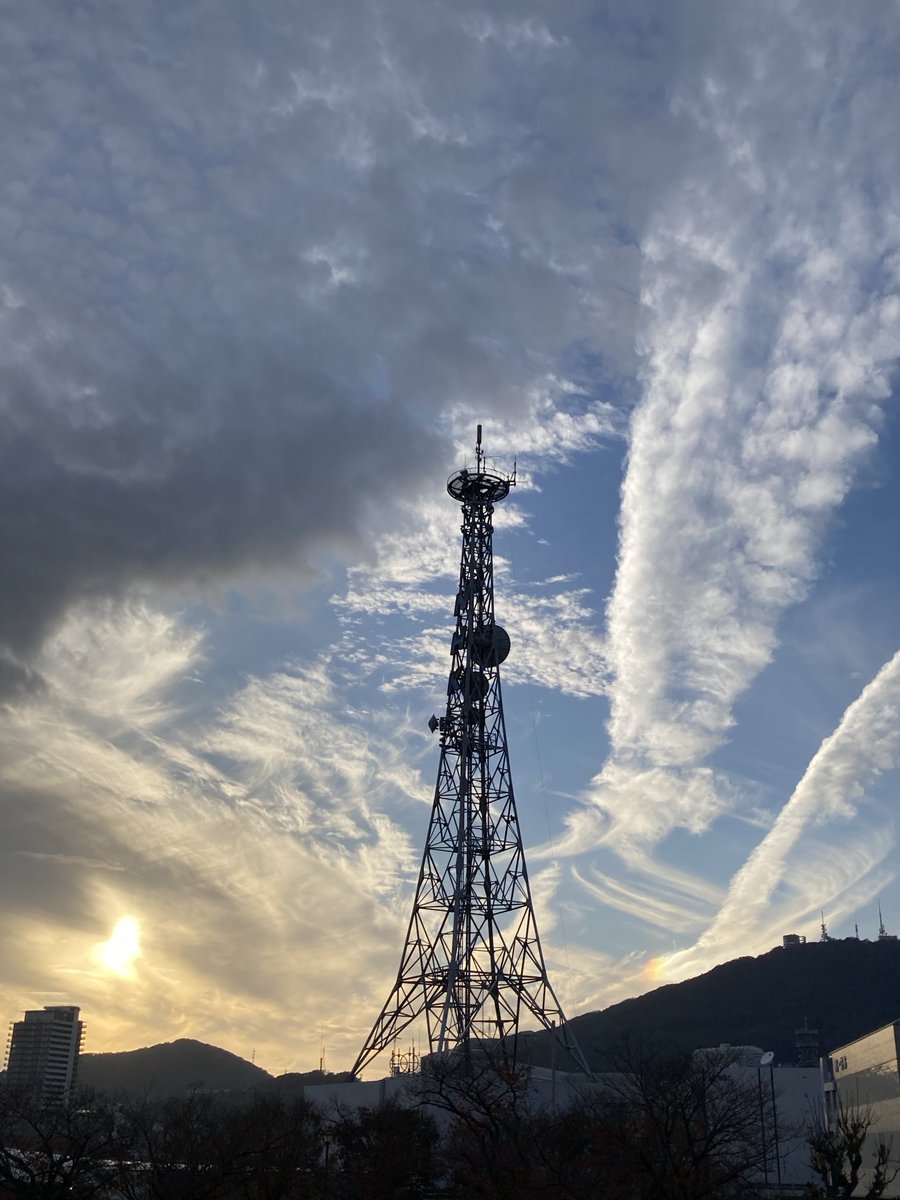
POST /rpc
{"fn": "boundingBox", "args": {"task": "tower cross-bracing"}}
[353,428,588,1078]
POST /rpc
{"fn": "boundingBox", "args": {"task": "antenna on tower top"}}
[476,423,484,472]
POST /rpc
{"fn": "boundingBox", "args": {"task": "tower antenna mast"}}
[352,428,588,1077]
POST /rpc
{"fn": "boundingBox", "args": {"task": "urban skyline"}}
[1,2,900,1078]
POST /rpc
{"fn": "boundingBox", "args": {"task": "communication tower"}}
[352,427,588,1078]
[878,900,897,942]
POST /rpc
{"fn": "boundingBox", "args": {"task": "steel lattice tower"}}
[353,428,588,1078]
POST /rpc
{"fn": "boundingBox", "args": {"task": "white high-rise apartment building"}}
[4,1005,84,1104]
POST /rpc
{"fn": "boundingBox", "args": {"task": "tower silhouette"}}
[352,427,587,1078]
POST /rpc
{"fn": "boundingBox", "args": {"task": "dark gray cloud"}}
[0,362,434,657]
[0,1,683,673]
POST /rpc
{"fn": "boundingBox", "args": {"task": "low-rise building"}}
[829,1019,900,1196]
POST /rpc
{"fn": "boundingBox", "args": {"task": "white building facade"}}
[829,1020,900,1197]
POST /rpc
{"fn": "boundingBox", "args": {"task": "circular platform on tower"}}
[447,468,510,504]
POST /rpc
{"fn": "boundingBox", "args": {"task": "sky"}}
[1,0,899,1079]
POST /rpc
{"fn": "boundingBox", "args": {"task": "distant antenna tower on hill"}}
[351,426,588,1079]
[878,900,898,942]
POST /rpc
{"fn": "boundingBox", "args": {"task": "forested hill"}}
[557,937,900,1069]
[75,1038,354,1098]
[78,1039,272,1096]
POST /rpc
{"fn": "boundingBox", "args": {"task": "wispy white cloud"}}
[656,650,900,982]
[0,600,442,1070]
[447,396,626,467]
[360,585,607,701]
[203,659,428,898]
[581,9,900,856]
[572,864,717,936]
[333,408,612,703]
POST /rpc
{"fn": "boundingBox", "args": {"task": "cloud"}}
[93,916,142,980]
[0,2,652,683]
[581,4,900,853]
[572,863,718,936]
[0,600,445,1069]
[656,650,900,982]
[332,414,612,704]
[3,0,900,1070]
[347,583,607,701]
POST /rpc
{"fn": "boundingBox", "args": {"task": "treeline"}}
[0,1044,890,1200]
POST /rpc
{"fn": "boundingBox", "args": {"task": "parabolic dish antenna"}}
[449,668,489,701]
[473,623,511,668]
[759,1051,775,1066]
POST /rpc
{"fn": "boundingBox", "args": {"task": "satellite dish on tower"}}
[759,1051,774,1066]
[473,623,511,668]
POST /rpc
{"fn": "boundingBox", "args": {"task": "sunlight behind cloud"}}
[94,916,142,979]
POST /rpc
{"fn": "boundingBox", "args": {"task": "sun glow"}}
[644,955,671,983]
[94,915,142,978]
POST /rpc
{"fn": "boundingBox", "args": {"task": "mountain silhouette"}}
[75,1038,355,1098]
[552,937,900,1069]
[71,939,900,1091]
[78,1038,272,1096]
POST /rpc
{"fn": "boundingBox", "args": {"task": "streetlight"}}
[323,1130,333,1198]
[759,1051,782,1188]
[757,1054,770,1186]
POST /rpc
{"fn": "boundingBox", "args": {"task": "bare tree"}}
[408,1040,772,1200]
[0,1085,123,1200]
[412,1048,633,1200]
[114,1090,232,1200]
[112,1090,324,1200]
[601,1041,769,1200]
[217,1092,324,1200]
[808,1098,900,1200]
[412,1049,535,1200]
[468,1087,636,1200]
[327,1097,438,1200]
